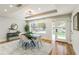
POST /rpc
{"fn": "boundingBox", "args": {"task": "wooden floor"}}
[49,41,75,55]
[0,39,75,55]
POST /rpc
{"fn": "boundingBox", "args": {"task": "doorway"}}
[52,20,66,42]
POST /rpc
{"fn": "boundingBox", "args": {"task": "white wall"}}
[0,12,26,42]
[71,8,79,54]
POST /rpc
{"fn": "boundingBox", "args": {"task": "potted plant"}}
[24,24,33,39]
[24,24,30,32]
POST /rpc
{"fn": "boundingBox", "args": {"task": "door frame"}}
[52,20,67,42]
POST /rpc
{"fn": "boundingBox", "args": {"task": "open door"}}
[52,20,66,42]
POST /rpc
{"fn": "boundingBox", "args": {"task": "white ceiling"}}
[0,4,79,16]
[0,4,28,16]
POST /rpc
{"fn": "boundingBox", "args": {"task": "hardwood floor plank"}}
[49,41,75,55]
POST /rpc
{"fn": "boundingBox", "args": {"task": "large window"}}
[29,20,46,33]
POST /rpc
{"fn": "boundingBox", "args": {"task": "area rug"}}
[0,40,53,55]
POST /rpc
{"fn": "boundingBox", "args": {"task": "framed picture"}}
[29,20,46,33]
[31,22,46,32]
[73,12,79,31]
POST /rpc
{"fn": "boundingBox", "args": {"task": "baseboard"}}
[41,38,52,44]
[0,39,19,44]
[56,40,68,44]
[56,40,72,45]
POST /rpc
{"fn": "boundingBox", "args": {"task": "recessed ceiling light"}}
[9,5,13,8]
[4,9,7,12]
